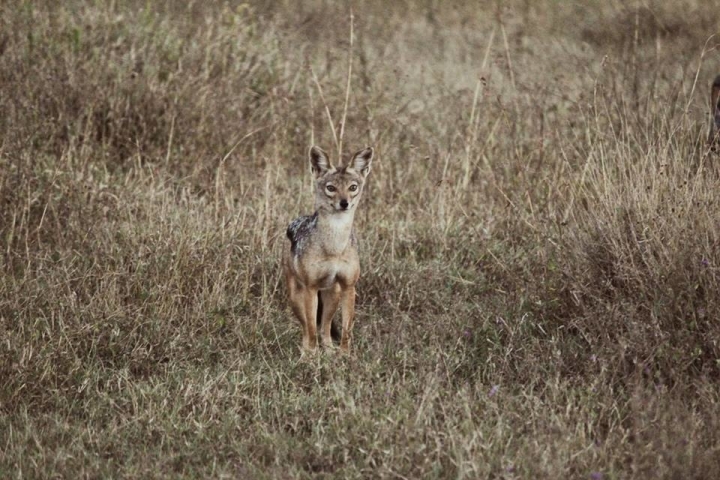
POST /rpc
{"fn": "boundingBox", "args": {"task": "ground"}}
[1,1,719,478]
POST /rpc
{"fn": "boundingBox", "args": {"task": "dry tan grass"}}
[2,1,720,478]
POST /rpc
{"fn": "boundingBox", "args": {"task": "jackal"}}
[283,145,373,354]
[709,75,720,149]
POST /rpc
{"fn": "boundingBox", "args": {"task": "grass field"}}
[2,1,720,478]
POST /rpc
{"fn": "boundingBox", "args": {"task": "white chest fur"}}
[317,211,355,256]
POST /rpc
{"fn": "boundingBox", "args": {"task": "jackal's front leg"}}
[303,287,319,353]
[288,278,312,353]
[339,286,356,352]
[320,285,341,348]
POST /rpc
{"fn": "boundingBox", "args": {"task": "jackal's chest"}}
[316,261,354,289]
[297,251,359,289]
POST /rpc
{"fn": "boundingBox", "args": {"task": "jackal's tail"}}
[709,75,720,147]
[316,293,341,342]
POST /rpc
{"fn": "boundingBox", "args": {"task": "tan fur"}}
[283,146,373,354]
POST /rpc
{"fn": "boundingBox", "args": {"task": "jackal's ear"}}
[350,147,373,177]
[309,146,331,177]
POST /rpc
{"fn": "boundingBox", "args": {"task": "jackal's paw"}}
[325,346,341,356]
[299,347,318,360]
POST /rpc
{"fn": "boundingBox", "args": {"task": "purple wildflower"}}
[489,385,499,397]
[590,473,603,480]
[701,258,710,267]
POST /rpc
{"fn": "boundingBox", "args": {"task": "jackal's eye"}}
[349,184,358,192]
[326,185,336,193]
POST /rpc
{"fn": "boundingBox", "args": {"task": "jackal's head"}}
[309,145,373,213]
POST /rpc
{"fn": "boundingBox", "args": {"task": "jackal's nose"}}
[339,199,349,210]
